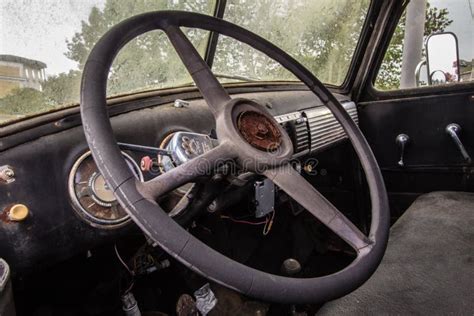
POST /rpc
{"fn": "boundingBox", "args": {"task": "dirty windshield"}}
[0,0,371,125]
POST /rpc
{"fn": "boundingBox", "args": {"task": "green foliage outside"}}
[64,0,214,95]
[0,0,213,122]
[0,88,51,116]
[213,0,370,85]
[0,0,452,122]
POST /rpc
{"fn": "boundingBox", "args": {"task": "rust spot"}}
[237,111,281,151]
[0,205,12,223]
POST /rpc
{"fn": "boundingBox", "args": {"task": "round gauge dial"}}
[68,151,143,228]
[89,172,116,207]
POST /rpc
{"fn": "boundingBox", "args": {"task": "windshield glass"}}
[0,0,370,125]
[214,0,371,84]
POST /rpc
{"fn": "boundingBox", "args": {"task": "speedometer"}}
[68,151,143,228]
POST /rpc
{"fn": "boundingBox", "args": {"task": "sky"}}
[431,0,473,61]
[1,0,472,77]
[0,0,105,75]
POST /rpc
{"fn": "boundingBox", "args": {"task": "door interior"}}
[359,89,474,220]
[354,0,474,221]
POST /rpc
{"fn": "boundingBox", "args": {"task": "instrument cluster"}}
[68,151,143,228]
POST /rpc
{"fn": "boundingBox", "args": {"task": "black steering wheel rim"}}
[80,10,390,304]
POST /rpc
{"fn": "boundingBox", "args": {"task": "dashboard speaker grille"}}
[304,101,358,153]
[273,101,358,155]
[293,119,310,153]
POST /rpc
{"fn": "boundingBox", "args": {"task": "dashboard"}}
[0,89,358,273]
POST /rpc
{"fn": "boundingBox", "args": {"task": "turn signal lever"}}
[445,123,472,163]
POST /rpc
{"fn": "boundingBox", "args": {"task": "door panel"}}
[358,91,474,219]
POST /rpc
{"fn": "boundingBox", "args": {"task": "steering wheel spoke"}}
[164,25,230,116]
[137,141,235,200]
[264,164,371,251]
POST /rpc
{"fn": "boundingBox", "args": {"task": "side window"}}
[375,0,473,90]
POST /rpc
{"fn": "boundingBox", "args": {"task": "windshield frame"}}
[334,0,377,94]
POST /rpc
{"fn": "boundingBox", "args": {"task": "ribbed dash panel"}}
[293,120,309,152]
[304,101,358,152]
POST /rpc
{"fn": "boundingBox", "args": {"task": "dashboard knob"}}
[281,258,301,276]
[7,204,29,221]
[140,156,153,172]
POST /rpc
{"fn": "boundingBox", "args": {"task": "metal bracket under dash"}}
[254,179,275,218]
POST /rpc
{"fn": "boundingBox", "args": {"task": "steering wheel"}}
[80,11,389,304]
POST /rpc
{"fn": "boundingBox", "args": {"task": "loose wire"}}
[123,280,135,294]
[263,210,275,235]
[220,210,276,236]
[220,215,268,225]
[115,244,135,295]
[114,244,134,276]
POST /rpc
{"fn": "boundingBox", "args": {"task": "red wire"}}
[220,216,267,225]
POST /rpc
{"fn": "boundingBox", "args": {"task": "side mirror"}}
[426,32,460,85]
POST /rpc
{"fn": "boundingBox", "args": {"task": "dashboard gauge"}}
[68,151,143,228]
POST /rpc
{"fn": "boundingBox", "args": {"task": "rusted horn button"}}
[237,110,282,151]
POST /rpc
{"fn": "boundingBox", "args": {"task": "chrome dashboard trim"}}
[273,101,358,155]
[304,101,358,153]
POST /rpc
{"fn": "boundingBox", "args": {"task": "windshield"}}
[0,0,371,125]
